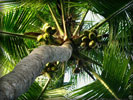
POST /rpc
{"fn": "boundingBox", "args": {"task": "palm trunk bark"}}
[0,41,72,100]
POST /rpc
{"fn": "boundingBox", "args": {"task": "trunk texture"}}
[0,42,72,100]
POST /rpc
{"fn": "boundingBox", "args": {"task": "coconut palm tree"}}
[0,0,132,100]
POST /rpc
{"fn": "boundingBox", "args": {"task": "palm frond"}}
[109,11,133,55]
[18,78,69,100]
[87,1,133,60]
[0,35,29,77]
[0,6,38,77]
[89,0,132,17]
[0,5,40,61]
[0,0,19,11]
[0,46,16,76]
[1,7,36,33]
[69,42,131,99]
[43,87,68,98]
[0,35,29,59]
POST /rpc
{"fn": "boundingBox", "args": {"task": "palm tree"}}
[0,0,132,100]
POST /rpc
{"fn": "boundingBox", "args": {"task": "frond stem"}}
[90,0,133,31]
[48,4,64,36]
[83,63,120,100]
[60,0,68,39]
[0,31,36,40]
[91,71,120,100]
[36,73,51,100]
[73,9,89,36]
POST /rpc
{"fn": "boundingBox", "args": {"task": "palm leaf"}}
[0,46,16,76]
[69,42,131,99]
[18,78,69,100]
[0,6,38,76]
[0,35,28,59]
[1,7,36,33]
[89,0,132,17]
[0,6,38,59]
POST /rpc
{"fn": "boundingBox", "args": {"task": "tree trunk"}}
[0,41,72,100]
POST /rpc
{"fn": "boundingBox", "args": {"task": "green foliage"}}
[0,7,36,33]
[0,0,132,99]
[0,36,28,59]
[69,42,131,99]
[0,6,38,75]
[89,0,132,17]
[0,47,15,77]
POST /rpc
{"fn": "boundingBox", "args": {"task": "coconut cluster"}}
[44,61,59,73]
[37,23,56,44]
[80,30,102,49]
